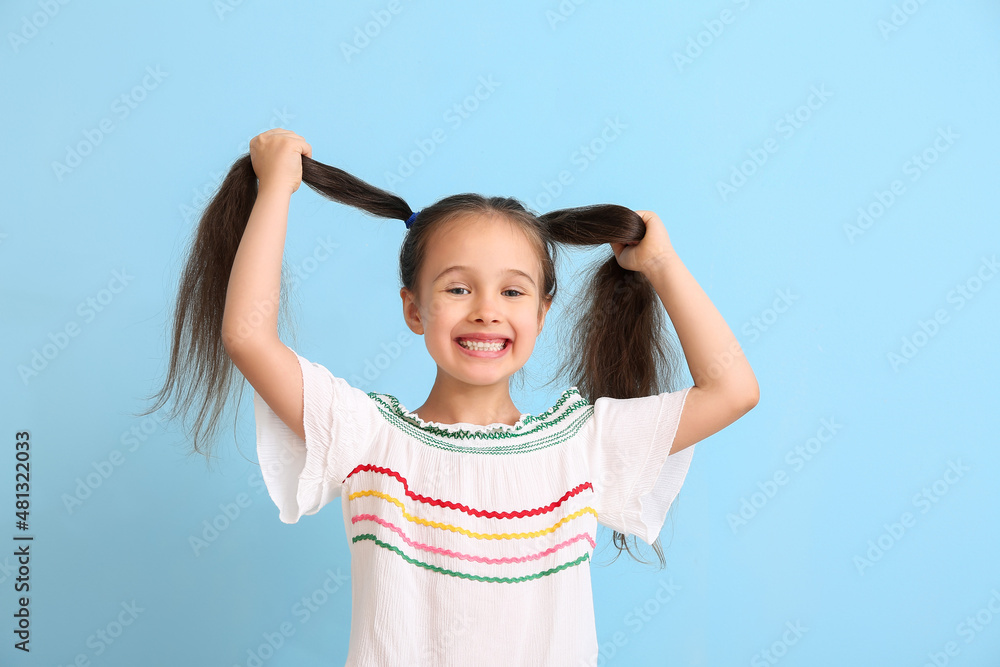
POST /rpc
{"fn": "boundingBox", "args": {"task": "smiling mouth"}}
[456,338,509,352]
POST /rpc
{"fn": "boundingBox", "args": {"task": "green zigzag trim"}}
[371,386,585,438]
[365,389,595,454]
[352,533,590,583]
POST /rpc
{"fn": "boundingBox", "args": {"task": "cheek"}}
[420,296,444,323]
[515,313,542,341]
[424,302,458,338]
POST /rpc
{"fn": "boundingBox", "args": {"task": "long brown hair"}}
[141,152,685,568]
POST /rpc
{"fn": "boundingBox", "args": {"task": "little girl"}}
[150,128,758,665]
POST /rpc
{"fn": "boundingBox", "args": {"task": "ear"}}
[400,287,424,335]
[537,297,552,335]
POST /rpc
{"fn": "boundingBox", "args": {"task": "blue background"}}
[2,1,999,665]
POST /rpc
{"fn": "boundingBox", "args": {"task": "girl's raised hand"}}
[248,128,313,196]
[610,210,675,275]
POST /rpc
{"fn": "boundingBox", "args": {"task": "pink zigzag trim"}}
[352,513,596,564]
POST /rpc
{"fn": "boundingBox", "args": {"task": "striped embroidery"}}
[347,465,595,583]
[365,387,595,454]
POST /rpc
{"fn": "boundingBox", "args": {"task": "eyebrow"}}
[433,265,537,288]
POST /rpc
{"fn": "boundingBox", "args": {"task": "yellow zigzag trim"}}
[348,489,597,541]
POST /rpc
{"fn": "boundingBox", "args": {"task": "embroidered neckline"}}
[400,409,527,433]
[370,386,584,437]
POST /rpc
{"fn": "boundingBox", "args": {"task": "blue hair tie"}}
[405,210,419,229]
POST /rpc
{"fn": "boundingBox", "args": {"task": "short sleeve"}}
[252,350,379,524]
[587,386,695,545]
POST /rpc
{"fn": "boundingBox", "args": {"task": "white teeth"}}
[458,339,506,351]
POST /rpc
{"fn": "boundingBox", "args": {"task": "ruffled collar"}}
[398,407,530,434]
[382,387,583,437]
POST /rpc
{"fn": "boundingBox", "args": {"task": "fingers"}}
[255,132,312,162]
[256,128,310,150]
[634,209,656,226]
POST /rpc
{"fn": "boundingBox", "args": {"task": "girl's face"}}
[401,214,551,392]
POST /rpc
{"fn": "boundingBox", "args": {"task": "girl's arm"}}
[220,185,290,349]
[221,129,312,441]
[612,210,759,455]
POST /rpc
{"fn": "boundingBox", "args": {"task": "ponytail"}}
[138,154,413,464]
[540,205,683,401]
[539,205,684,569]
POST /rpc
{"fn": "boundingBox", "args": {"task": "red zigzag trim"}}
[343,463,593,520]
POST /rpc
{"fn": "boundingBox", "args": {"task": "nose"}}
[470,292,502,324]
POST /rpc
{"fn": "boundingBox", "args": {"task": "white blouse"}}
[254,350,696,666]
